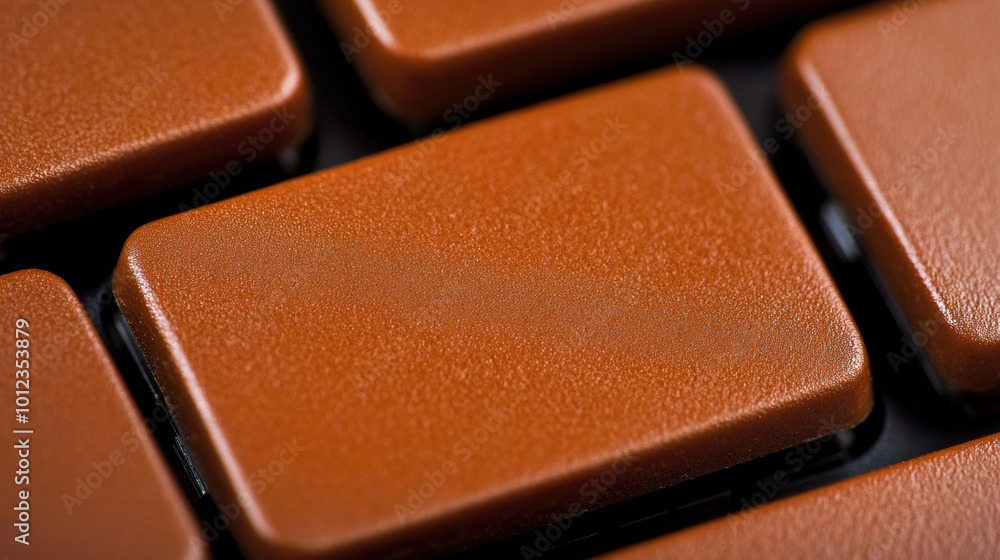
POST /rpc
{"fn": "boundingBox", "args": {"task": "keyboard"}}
[2,0,999,558]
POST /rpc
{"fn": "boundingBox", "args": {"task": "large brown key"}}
[114,67,872,559]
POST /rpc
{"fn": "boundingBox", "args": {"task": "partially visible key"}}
[0,0,311,235]
[599,432,1000,560]
[317,0,844,121]
[0,270,205,559]
[115,67,872,559]
[781,0,1000,393]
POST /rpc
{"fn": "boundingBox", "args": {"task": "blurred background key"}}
[782,0,1000,394]
[315,0,856,121]
[599,432,1000,560]
[0,0,311,236]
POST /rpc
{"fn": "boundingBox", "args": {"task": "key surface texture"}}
[782,0,1000,393]
[600,432,1000,560]
[115,67,872,559]
[0,270,205,559]
[0,0,311,235]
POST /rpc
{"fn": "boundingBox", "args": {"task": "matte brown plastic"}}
[317,0,844,121]
[115,67,872,559]
[0,0,311,235]
[0,270,205,560]
[781,0,1000,394]
[601,432,1000,559]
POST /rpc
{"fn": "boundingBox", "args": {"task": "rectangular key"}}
[782,0,1000,393]
[114,67,872,559]
[319,0,840,121]
[0,270,204,559]
[601,432,1000,560]
[0,0,310,235]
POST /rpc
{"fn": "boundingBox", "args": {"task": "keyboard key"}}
[114,67,872,559]
[0,270,204,559]
[781,0,1000,394]
[600,432,1000,560]
[0,0,311,235]
[318,0,837,121]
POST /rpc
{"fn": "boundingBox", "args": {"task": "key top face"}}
[782,0,1000,394]
[601,432,1000,560]
[0,270,204,559]
[115,67,872,559]
[318,0,837,121]
[0,0,310,235]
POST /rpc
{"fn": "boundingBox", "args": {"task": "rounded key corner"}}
[928,323,1000,396]
[2,269,92,322]
[113,225,168,300]
[670,63,727,90]
[185,541,214,560]
[848,345,875,414]
[778,0,876,70]
[3,268,68,291]
[842,378,876,434]
[315,1,443,122]
[267,16,319,129]
[318,0,424,60]
[117,225,156,269]
[353,53,465,123]
[273,63,316,138]
[824,321,875,431]
[222,498,343,560]
[776,32,833,117]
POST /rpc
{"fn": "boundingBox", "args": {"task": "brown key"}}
[114,67,872,559]
[0,270,205,559]
[781,0,1000,394]
[0,0,311,235]
[599,432,1000,560]
[318,0,840,121]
